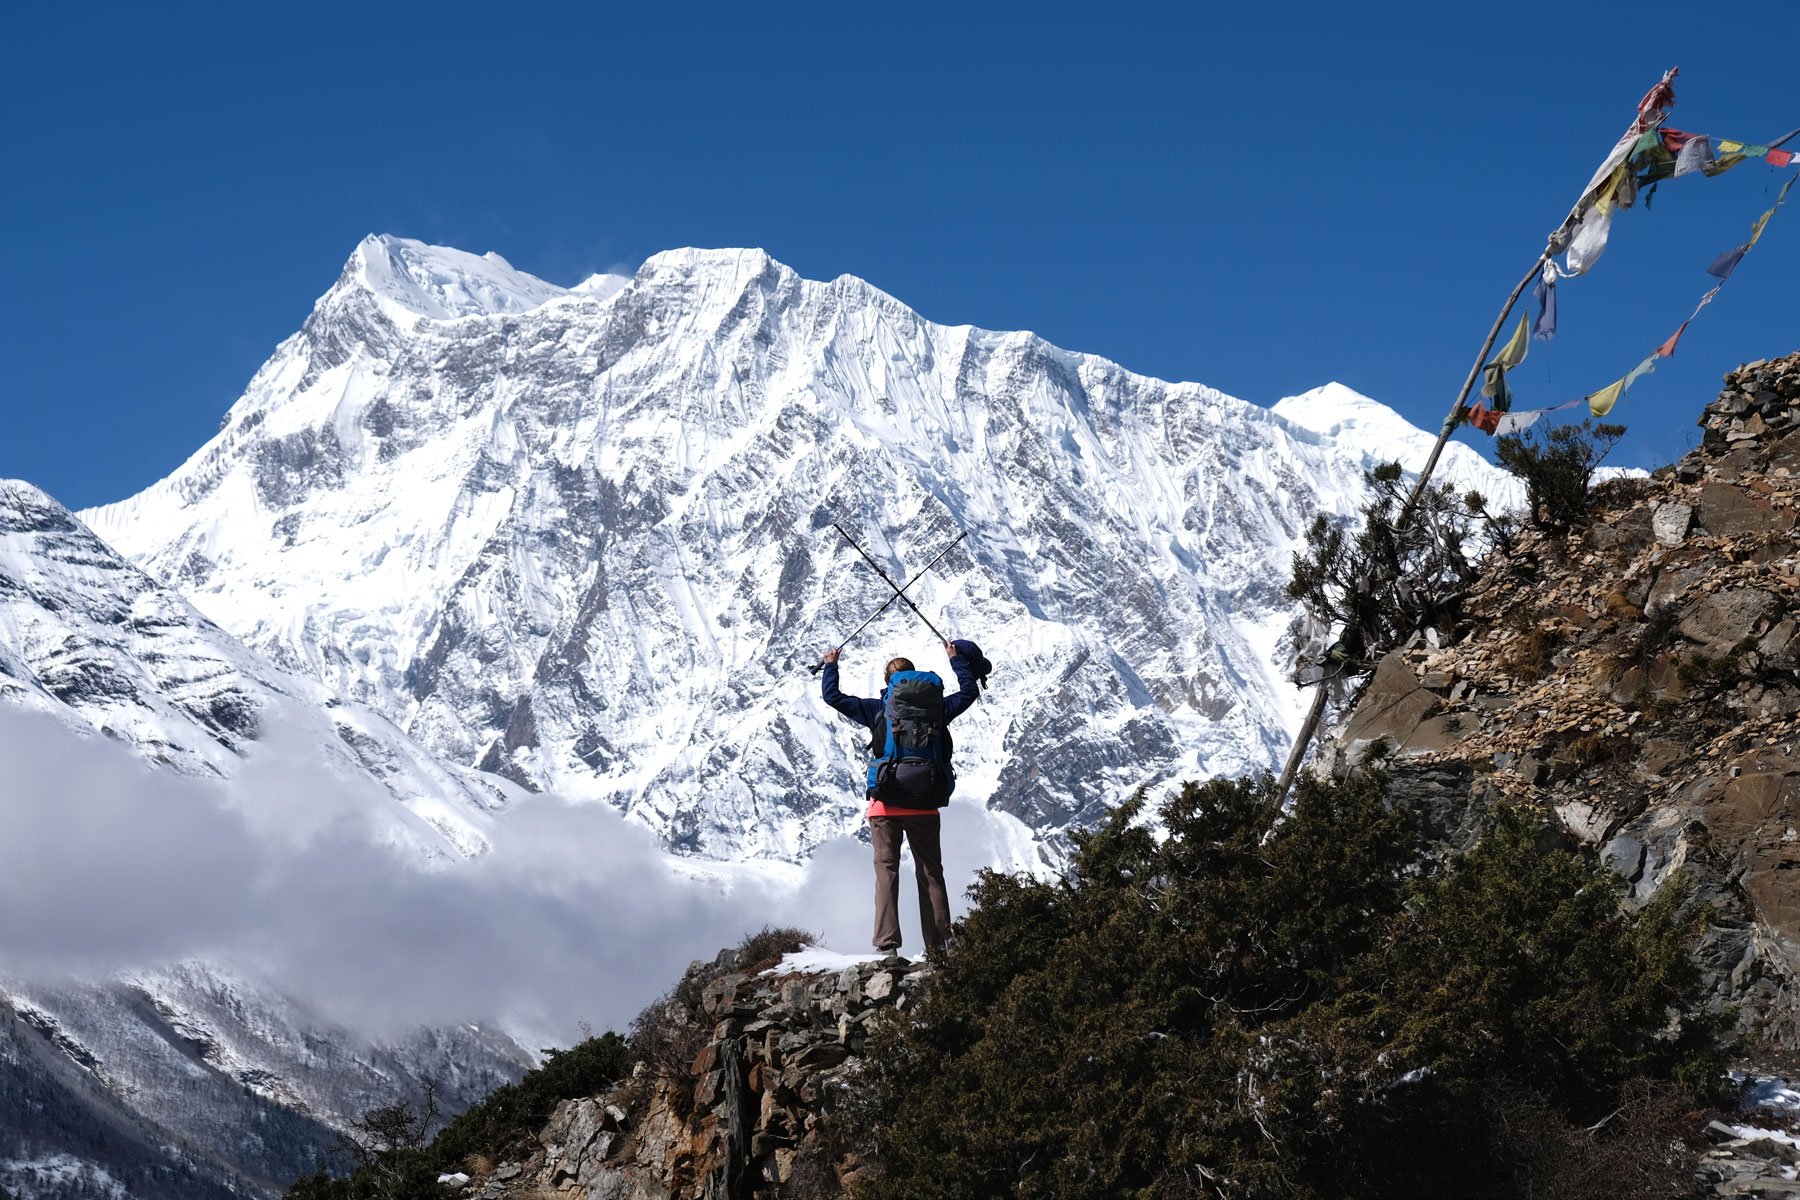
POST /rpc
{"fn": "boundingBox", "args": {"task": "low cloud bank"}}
[0,708,1039,1043]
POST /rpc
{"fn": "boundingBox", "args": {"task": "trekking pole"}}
[831,524,953,644]
[807,531,967,674]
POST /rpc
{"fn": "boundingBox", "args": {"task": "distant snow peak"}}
[1272,382,1525,510]
[350,233,570,323]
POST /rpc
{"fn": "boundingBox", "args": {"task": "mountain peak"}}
[346,234,571,321]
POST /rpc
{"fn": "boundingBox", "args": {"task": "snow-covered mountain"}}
[0,478,518,859]
[0,480,537,1196]
[81,234,1515,862]
[0,962,525,1200]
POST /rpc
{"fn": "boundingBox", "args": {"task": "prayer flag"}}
[1718,140,1745,154]
[1704,152,1747,178]
[1659,127,1695,153]
[1636,72,1677,130]
[1749,208,1775,247]
[1658,321,1690,358]
[1621,353,1659,393]
[1672,134,1714,178]
[1467,401,1501,434]
[1494,409,1543,436]
[1533,264,1557,341]
[1771,149,1796,168]
[1481,316,1530,408]
[1493,315,1529,371]
[1709,245,1748,280]
[1587,377,1625,418]
[1564,203,1614,274]
[1744,146,1769,158]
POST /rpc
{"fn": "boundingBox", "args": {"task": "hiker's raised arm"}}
[820,652,881,725]
[943,644,980,721]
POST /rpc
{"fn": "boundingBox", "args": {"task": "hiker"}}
[820,641,981,956]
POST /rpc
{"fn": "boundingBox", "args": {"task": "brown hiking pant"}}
[870,815,952,952]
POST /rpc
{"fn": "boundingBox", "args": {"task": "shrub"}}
[1495,420,1626,530]
[1502,621,1567,680]
[1288,462,1482,674]
[857,773,1729,1200]
[735,924,815,972]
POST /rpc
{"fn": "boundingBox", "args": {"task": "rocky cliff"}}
[448,948,912,1199]
[1326,350,1800,1045]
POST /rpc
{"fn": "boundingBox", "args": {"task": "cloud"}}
[0,706,1038,1044]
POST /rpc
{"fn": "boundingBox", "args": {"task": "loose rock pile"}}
[1696,1118,1800,1198]
[453,951,926,1199]
[1696,354,1800,457]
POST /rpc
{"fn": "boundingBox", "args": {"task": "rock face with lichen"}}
[1322,350,1800,1046]
[455,950,923,1199]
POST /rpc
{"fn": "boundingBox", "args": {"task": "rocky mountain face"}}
[82,234,1512,863]
[0,963,527,1200]
[448,947,918,1200]
[1323,350,1800,1047]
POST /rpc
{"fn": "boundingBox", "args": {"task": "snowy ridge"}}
[80,236,1517,864]
[350,233,626,325]
[1272,382,1527,511]
[0,478,516,859]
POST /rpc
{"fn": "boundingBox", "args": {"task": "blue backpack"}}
[866,669,956,807]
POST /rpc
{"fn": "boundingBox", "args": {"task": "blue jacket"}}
[821,655,979,736]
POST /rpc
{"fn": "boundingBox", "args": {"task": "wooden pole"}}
[1267,67,1678,800]
[1273,249,1547,801]
[1397,252,1552,526]
[1273,670,1331,800]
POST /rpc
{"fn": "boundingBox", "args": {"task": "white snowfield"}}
[77,233,1516,864]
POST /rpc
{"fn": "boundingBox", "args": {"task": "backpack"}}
[866,670,956,807]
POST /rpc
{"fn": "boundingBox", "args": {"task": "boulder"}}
[1653,502,1693,546]
[1334,652,1440,762]
[1696,482,1795,539]
[1678,588,1779,656]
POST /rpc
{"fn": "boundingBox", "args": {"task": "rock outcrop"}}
[455,951,925,1199]
[1324,351,1800,1046]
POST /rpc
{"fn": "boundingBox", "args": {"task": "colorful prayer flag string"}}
[1468,174,1797,435]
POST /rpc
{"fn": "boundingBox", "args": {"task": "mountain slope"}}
[0,480,541,1197]
[84,234,1515,861]
[1,478,516,859]
[0,962,527,1200]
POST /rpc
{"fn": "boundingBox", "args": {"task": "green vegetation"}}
[286,1033,631,1200]
[1287,461,1481,674]
[858,770,1730,1200]
[1495,420,1626,531]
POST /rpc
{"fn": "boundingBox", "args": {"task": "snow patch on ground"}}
[770,947,890,975]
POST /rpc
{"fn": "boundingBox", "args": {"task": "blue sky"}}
[4,1,1798,510]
